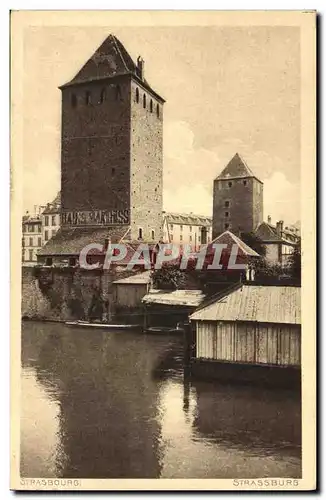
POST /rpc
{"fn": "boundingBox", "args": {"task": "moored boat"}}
[65,321,140,330]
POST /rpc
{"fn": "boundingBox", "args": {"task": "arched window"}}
[136,87,139,103]
[100,88,106,103]
[150,99,153,113]
[85,90,91,105]
[116,85,121,100]
[138,228,143,240]
[71,93,77,108]
[143,93,146,109]
[156,103,160,117]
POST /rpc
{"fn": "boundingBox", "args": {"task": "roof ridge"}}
[111,34,131,73]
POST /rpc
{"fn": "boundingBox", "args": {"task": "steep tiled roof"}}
[215,153,262,183]
[38,226,129,256]
[60,34,164,102]
[164,212,212,227]
[190,285,301,325]
[211,230,260,257]
[255,222,299,244]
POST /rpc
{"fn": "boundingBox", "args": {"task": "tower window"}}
[138,228,143,240]
[151,230,155,240]
[228,181,233,188]
[85,91,91,105]
[136,87,139,103]
[100,88,106,103]
[112,167,116,176]
[225,201,230,208]
[156,104,160,117]
[71,93,77,108]
[143,93,146,108]
[150,99,153,113]
[243,180,247,186]
[224,223,230,230]
[225,212,229,217]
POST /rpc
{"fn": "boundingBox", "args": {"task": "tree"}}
[241,232,267,257]
[287,240,301,283]
[151,263,187,290]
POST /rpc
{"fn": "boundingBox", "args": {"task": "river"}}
[20,321,301,479]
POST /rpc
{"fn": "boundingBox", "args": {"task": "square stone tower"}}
[212,153,263,239]
[59,34,164,243]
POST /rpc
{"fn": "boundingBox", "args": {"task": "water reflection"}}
[21,321,301,479]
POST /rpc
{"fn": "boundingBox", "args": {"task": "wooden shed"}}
[113,270,152,309]
[189,284,301,385]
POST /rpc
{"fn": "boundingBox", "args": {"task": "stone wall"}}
[21,266,134,322]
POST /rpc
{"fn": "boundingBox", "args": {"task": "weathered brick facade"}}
[212,153,263,239]
[59,34,164,243]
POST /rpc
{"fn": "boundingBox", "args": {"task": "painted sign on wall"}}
[61,209,130,226]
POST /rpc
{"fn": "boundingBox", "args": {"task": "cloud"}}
[263,171,300,225]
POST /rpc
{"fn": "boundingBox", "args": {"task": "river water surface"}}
[21,321,301,479]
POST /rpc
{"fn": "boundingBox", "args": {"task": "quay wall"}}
[21,266,135,322]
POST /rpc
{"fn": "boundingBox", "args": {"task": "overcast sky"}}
[23,25,300,224]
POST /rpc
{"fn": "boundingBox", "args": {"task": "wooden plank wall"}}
[196,321,301,367]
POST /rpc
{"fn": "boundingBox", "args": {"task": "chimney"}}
[137,56,144,80]
[276,220,284,237]
[267,215,271,224]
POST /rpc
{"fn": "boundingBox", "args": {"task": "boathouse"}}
[189,284,301,386]
[142,289,205,330]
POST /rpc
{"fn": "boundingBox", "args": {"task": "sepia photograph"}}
[10,10,316,491]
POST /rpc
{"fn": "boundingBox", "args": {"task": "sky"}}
[22,25,301,225]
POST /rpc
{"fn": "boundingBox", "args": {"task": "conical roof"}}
[215,153,261,182]
[60,34,164,101]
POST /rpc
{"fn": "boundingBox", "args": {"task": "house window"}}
[29,250,33,261]
[228,181,233,188]
[180,225,183,232]
[189,226,192,232]
[170,234,173,241]
[151,230,155,240]
[198,235,201,243]
[243,180,247,186]
[189,235,192,242]
[225,211,229,217]
[170,224,173,230]
[45,216,49,226]
[45,257,52,266]
[52,230,57,238]
[52,215,56,226]
[143,94,146,108]
[29,237,33,247]
[180,235,183,241]
[100,88,106,103]
[150,99,153,113]
[156,104,160,117]
[69,257,76,267]
[85,91,91,105]
[225,201,230,208]
[136,87,139,103]
[224,223,230,230]
[38,225,41,233]
[138,228,143,240]
[71,93,77,108]
[28,225,33,232]
[38,237,42,247]
[45,230,49,241]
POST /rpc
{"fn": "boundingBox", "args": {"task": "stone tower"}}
[212,153,263,239]
[59,34,164,243]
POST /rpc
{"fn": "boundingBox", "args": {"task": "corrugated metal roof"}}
[190,285,301,325]
[142,289,205,307]
[113,270,152,285]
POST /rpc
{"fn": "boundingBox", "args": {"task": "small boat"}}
[65,321,140,330]
[145,325,184,335]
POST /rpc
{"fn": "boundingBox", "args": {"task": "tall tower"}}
[59,34,164,243]
[212,153,263,239]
